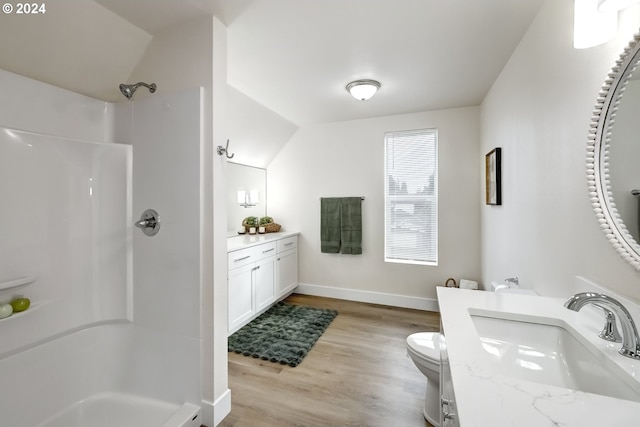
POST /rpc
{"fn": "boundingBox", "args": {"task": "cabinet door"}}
[228,264,254,333]
[276,249,298,298]
[440,340,459,427]
[254,255,276,313]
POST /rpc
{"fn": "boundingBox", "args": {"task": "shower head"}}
[119,82,157,100]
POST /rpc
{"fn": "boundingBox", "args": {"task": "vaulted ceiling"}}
[0,0,545,126]
[226,0,546,125]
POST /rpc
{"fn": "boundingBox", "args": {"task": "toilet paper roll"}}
[459,279,478,290]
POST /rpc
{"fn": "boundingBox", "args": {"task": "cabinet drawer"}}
[254,242,277,260]
[277,235,298,253]
[228,247,255,269]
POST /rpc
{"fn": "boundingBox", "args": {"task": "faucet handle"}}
[594,304,623,343]
[504,276,519,286]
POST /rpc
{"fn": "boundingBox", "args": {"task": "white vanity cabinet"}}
[254,247,276,312]
[227,242,276,333]
[276,235,298,299]
[227,233,299,335]
[440,335,459,427]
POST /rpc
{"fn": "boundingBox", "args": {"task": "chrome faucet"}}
[504,276,519,286]
[564,292,640,360]
[593,305,622,343]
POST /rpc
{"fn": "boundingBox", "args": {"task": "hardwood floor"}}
[218,294,440,427]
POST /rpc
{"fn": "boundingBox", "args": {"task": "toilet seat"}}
[406,332,441,368]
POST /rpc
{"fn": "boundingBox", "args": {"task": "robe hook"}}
[216,139,235,159]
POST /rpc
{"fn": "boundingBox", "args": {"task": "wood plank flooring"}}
[218,294,440,427]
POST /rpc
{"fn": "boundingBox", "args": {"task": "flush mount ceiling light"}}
[346,79,381,101]
[598,0,640,12]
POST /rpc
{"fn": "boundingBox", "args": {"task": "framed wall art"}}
[485,147,501,205]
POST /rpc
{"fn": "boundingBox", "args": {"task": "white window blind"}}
[384,128,438,265]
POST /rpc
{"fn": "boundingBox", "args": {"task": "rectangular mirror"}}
[227,162,267,236]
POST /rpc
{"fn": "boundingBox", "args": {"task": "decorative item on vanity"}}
[459,279,478,290]
[406,331,444,427]
[485,147,501,205]
[242,216,281,234]
[259,216,281,233]
[242,216,258,233]
[442,278,478,290]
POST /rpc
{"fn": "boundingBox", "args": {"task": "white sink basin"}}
[470,313,640,402]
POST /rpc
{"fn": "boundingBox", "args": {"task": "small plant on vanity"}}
[259,216,273,225]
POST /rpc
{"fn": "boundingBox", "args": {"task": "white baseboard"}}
[294,283,439,312]
[201,388,231,427]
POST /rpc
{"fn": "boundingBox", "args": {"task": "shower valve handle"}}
[135,209,160,236]
[135,218,157,228]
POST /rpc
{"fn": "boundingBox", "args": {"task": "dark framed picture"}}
[485,148,501,205]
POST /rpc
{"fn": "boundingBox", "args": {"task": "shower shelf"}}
[0,301,45,322]
[0,276,37,291]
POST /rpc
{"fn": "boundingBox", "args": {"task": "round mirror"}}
[589,31,640,270]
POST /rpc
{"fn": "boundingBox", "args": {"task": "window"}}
[384,128,438,265]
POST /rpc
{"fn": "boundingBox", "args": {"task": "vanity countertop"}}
[227,231,300,252]
[437,287,640,426]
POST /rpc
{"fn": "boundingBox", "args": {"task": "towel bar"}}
[320,196,365,200]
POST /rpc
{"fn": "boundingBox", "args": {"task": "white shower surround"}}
[0,69,203,426]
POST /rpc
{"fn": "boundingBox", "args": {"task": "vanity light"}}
[574,0,617,49]
[346,79,381,101]
[237,190,259,208]
[598,0,640,12]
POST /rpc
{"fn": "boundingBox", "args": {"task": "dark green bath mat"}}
[228,302,338,367]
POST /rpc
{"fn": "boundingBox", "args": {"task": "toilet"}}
[406,331,442,427]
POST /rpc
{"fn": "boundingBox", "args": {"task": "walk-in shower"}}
[0,68,203,427]
[119,82,157,100]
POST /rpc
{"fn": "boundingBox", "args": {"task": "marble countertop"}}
[227,231,299,252]
[437,287,640,426]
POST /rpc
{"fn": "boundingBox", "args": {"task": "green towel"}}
[321,198,341,253]
[340,197,362,255]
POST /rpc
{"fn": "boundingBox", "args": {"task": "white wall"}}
[0,0,152,103]
[0,68,115,141]
[128,15,230,425]
[481,0,640,302]
[228,86,299,169]
[268,107,481,307]
[129,88,202,405]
